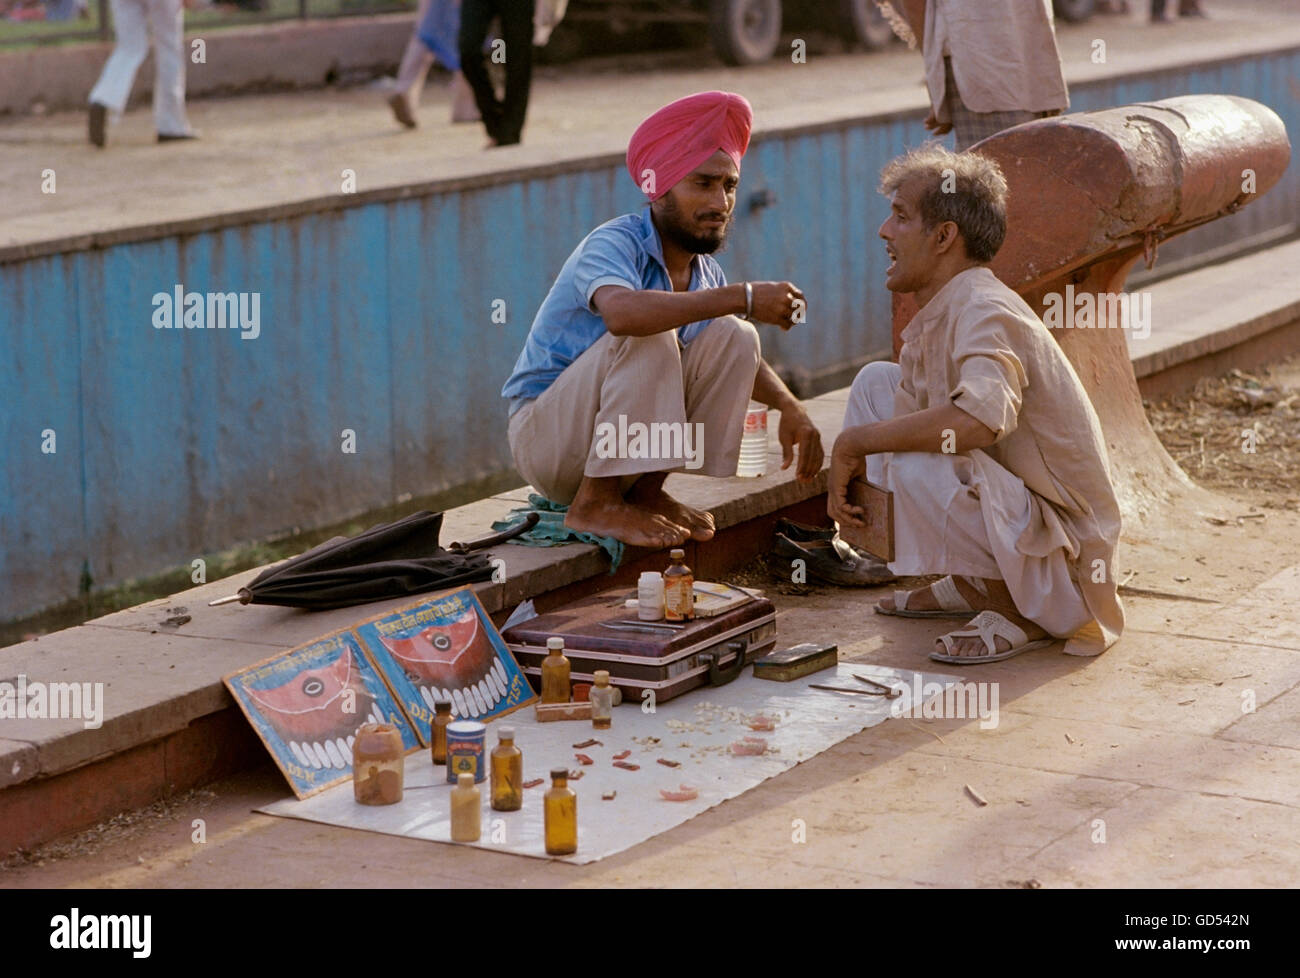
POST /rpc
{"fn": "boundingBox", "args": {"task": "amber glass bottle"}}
[490,726,523,812]
[540,637,571,704]
[352,723,404,805]
[544,766,577,855]
[430,699,453,765]
[663,549,694,621]
[590,670,613,730]
[450,772,481,842]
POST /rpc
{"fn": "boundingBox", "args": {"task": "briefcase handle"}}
[700,640,748,687]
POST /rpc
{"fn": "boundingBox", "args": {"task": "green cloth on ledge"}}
[491,494,625,571]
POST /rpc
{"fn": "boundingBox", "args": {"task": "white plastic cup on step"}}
[736,400,768,477]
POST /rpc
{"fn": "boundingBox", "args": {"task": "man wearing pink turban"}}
[502,91,824,549]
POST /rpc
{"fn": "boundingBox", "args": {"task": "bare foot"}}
[937,609,1049,658]
[565,498,690,549]
[626,483,715,541]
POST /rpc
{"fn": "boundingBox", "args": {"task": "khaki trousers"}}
[508,316,761,505]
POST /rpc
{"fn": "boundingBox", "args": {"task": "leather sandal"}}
[930,610,1054,664]
[874,575,974,619]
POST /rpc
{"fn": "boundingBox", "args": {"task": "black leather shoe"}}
[774,518,836,543]
[88,102,106,148]
[157,131,199,143]
[773,532,897,587]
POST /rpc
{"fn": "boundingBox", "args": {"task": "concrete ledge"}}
[1131,239,1300,383]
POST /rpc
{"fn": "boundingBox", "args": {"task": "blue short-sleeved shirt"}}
[501,206,727,416]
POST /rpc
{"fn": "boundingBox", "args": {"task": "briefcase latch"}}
[700,640,748,687]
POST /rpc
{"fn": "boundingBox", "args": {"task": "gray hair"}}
[878,145,1008,263]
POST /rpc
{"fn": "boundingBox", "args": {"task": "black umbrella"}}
[208,510,538,611]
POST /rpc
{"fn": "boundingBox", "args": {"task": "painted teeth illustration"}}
[286,738,364,770]
[324,740,344,768]
[244,646,380,770]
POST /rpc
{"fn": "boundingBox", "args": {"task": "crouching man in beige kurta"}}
[829,146,1124,663]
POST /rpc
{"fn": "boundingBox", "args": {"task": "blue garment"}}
[501,206,727,416]
[418,0,462,70]
[491,495,625,571]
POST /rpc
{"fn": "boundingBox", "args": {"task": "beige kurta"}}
[923,0,1069,124]
[897,266,1124,655]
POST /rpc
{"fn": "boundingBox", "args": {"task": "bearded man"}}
[501,91,824,548]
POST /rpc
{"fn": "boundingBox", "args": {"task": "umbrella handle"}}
[448,511,540,554]
[208,588,252,607]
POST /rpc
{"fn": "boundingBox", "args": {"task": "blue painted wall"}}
[3,48,1297,622]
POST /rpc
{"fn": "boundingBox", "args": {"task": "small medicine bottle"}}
[638,571,665,621]
[540,637,571,704]
[352,723,404,806]
[490,726,523,812]
[590,670,614,730]
[663,549,695,621]
[544,766,578,856]
[450,772,482,843]
[430,698,453,765]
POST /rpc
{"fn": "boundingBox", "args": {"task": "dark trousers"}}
[459,0,533,145]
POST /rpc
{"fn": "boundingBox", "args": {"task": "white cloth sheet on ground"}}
[259,663,959,864]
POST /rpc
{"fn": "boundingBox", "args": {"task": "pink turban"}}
[626,91,753,201]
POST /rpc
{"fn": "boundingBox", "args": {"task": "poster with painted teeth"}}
[353,587,536,744]
[224,630,420,799]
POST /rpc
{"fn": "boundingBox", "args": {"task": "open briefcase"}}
[502,585,777,705]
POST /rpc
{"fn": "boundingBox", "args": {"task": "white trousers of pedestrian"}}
[89,0,190,137]
[844,360,1091,640]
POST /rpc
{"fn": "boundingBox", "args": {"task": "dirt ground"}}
[1146,354,1300,510]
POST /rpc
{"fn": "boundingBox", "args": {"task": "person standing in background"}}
[459,0,533,147]
[87,0,195,147]
[1151,0,1206,23]
[383,0,479,129]
[889,1,1068,151]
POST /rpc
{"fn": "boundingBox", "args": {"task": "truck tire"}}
[1053,0,1095,22]
[837,0,896,50]
[708,0,782,66]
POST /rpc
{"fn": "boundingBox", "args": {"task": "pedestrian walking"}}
[459,0,533,146]
[1151,0,1206,23]
[87,0,195,147]
[383,0,479,129]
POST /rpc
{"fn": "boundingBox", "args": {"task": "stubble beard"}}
[658,195,732,255]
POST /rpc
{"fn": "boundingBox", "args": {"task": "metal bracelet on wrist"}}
[742,281,753,321]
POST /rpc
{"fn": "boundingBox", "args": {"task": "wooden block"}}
[836,478,894,562]
[534,702,592,722]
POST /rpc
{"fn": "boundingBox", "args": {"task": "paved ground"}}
[5,494,1299,888]
[3,1,1300,253]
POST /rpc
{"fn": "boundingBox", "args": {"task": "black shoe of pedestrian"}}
[88,102,107,148]
[772,532,897,587]
[774,517,836,543]
[157,131,199,143]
